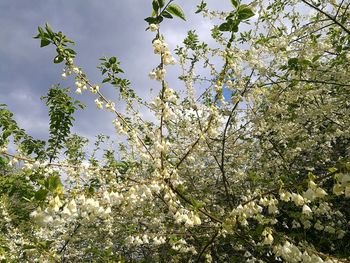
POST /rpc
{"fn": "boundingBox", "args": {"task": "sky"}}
[0,0,232,145]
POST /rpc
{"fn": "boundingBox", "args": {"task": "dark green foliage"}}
[183,30,199,50]
[41,85,84,162]
[230,0,239,8]
[218,4,255,33]
[0,105,46,158]
[98,57,137,100]
[64,134,88,165]
[145,0,186,25]
[195,1,207,14]
[34,23,76,65]
[236,4,255,20]
[166,4,186,21]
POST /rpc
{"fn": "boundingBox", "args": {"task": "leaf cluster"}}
[218,3,255,33]
[98,57,136,100]
[0,105,46,157]
[41,85,84,162]
[34,22,76,64]
[145,0,186,25]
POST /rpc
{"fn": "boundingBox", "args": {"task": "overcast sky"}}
[0,0,232,144]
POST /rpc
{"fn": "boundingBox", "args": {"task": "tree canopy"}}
[1,0,350,262]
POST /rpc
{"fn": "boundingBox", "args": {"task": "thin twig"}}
[301,0,350,35]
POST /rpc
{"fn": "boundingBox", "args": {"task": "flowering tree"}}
[1,0,350,262]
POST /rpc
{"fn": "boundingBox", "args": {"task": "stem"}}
[166,179,223,224]
[220,70,255,209]
[59,223,81,257]
[159,43,166,172]
[259,78,350,88]
[196,230,219,262]
[335,0,346,18]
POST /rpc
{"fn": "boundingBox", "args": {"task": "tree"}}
[1,0,350,262]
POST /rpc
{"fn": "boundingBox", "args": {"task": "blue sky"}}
[0,0,231,143]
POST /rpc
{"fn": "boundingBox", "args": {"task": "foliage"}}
[1,0,350,262]
[0,105,46,158]
[41,85,85,162]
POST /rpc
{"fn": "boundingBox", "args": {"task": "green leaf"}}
[328,167,337,173]
[35,189,49,201]
[166,4,186,21]
[145,17,154,24]
[116,161,129,174]
[237,5,255,20]
[145,16,163,24]
[53,55,64,64]
[102,78,111,83]
[157,0,165,8]
[40,38,51,47]
[195,1,207,14]
[109,57,117,64]
[218,22,231,32]
[232,22,239,32]
[152,0,159,13]
[218,20,239,32]
[37,26,45,37]
[48,175,62,192]
[288,58,299,66]
[66,48,77,55]
[230,0,238,7]
[162,11,173,19]
[45,22,54,37]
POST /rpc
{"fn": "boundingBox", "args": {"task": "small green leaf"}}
[218,22,231,32]
[195,1,207,14]
[145,16,163,24]
[218,20,239,32]
[237,5,255,20]
[66,48,77,55]
[35,189,49,201]
[232,22,239,32]
[287,58,299,69]
[38,26,45,37]
[48,175,62,192]
[155,16,164,24]
[53,55,64,64]
[64,37,75,44]
[40,38,51,47]
[328,167,337,173]
[45,22,54,37]
[162,11,173,19]
[230,0,238,7]
[102,78,111,83]
[109,57,117,64]
[157,0,165,8]
[166,4,186,21]
[152,0,159,13]
[116,161,129,174]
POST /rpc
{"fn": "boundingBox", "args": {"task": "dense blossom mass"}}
[0,0,350,262]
